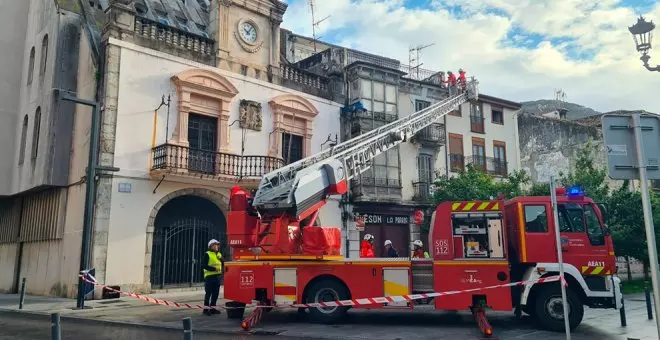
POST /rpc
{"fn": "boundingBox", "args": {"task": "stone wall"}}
[517,113,620,187]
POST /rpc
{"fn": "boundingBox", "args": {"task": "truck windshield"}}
[584,205,605,246]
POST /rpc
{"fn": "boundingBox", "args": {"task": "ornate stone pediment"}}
[239,99,263,131]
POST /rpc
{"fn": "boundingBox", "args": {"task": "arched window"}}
[19,115,28,165]
[31,107,41,159]
[27,47,35,84]
[40,35,48,76]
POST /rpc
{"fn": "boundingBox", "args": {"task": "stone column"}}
[217,0,232,60]
[91,0,136,297]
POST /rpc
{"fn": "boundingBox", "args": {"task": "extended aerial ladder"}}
[251,79,479,219]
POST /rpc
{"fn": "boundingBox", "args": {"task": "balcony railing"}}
[350,176,402,198]
[152,144,284,179]
[412,123,446,146]
[470,115,485,133]
[280,64,329,91]
[449,153,465,171]
[351,109,398,122]
[412,181,435,202]
[134,17,215,56]
[465,155,508,176]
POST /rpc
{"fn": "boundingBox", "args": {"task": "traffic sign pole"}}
[632,113,660,338]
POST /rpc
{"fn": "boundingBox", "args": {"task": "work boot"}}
[203,308,211,316]
[211,309,221,315]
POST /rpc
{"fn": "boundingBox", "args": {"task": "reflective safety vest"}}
[203,251,223,278]
[412,249,430,259]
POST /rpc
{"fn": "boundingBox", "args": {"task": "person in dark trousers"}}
[202,239,224,316]
[384,240,399,257]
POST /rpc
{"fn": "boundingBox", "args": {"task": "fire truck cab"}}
[503,188,622,330]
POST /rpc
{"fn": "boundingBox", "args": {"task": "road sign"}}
[602,114,660,180]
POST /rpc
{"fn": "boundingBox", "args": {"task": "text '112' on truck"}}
[221,79,622,338]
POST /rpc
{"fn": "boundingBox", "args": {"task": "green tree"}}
[559,140,610,202]
[608,181,647,263]
[432,165,531,202]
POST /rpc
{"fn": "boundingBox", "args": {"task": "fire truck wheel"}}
[225,301,246,319]
[305,279,349,324]
[534,287,584,332]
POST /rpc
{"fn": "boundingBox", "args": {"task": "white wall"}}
[0,0,29,195]
[112,40,342,179]
[102,40,343,287]
[11,0,59,194]
[445,101,520,174]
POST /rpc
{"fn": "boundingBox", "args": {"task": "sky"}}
[280,0,660,114]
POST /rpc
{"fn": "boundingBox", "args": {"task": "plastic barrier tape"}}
[79,273,565,310]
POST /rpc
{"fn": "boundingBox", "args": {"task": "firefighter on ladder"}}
[457,68,467,92]
[360,234,376,258]
[411,240,430,259]
[202,239,224,316]
[444,71,458,95]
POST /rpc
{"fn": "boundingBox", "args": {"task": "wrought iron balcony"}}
[449,153,465,172]
[151,144,285,180]
[350,176,402,199]
[470,115,485,133]
[412,123,446,146]
[412,181,435,202]
[465,155,508,176]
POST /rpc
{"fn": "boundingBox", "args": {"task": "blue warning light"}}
[566,186,584,196]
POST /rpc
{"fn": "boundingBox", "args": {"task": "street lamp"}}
[629,16,659,72]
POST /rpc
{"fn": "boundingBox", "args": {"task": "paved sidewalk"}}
[1,291,658,339]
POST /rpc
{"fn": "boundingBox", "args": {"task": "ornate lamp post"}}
[629,16,659,72]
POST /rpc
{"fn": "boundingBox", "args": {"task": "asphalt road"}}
[0,311,291,340]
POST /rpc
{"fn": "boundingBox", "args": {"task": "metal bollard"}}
[645,281,653,320]
[620,298,627,327]
[19,278,26,310]
[182,317,193,340]
[51,313,61,340]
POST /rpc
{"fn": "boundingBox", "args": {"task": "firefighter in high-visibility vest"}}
[360,234,376,258]
[411,240,430,258]
[202,239,224,315]
[457,68,467,92]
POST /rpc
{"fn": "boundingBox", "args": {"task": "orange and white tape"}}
[79,273,564,310]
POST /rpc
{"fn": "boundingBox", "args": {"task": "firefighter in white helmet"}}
[384,240,399,258]
[412,240,430,259]
[361,234,375,258]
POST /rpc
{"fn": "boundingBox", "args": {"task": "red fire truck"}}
[221,80,622,337]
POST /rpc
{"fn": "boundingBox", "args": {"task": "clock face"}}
[240,22,257,44]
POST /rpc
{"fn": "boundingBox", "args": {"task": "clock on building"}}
[235,18,263,53]
[239,21,257,44]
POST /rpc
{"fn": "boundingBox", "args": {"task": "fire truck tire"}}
[534,287,583,332]
[305,279,350,324]
[225,301,246,319]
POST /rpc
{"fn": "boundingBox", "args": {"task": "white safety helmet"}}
[363,234,374,241]
[208,239,220,247]
[384,240,393,246]
[413,240,423,248]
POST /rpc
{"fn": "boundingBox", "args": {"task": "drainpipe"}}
[512,109,522,172]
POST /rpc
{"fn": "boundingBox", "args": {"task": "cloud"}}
[281,0,660,114]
